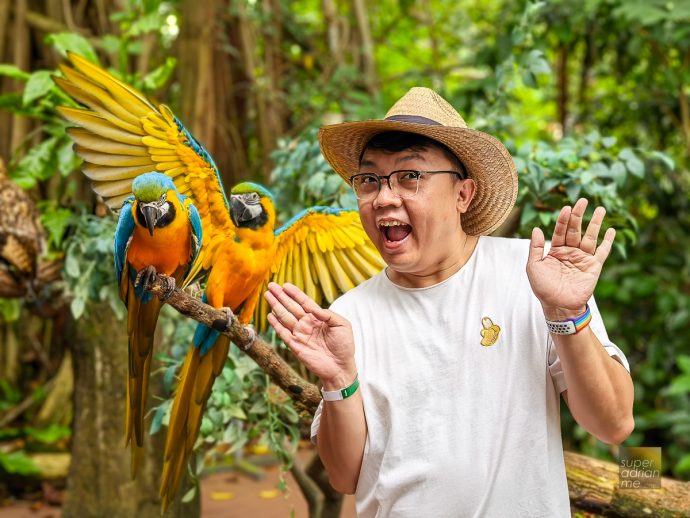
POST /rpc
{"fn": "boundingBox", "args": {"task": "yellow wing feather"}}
[55,52,235,277]
[253,208,384,332]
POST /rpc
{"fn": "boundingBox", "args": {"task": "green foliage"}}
[0,451,40,476]
[512,130,673,259]
[1,0,688,493]
[63,213,122,321]
[0,425,69,477]
[151,305,300,483]
[0,380,22,412]
[45,32,99,62]
[23,424,71,446]
[270,128,357,220]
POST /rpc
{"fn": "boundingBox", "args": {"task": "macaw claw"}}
[241,324,256,351]
[211,308,255,351]
[134,265,158,290]
[134,265,177,299]
[212,307,236,332]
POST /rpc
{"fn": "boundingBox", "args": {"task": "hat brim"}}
[318,120,518,236]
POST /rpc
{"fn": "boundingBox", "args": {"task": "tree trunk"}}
[177,0,253,188]
[237,0,274,181]
[556,43,568,135]
[351,0,378,96]
[565,451,690,517]
[177,0,220,167]
[9,0,31,157]
[322,0,343,67]
[62,302,200,518]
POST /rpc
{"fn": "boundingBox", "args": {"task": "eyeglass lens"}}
[352,171,421,200]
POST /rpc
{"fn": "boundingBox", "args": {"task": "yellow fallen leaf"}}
[247,444,270,455]
[259,489,281,499]
[210,492,235,501]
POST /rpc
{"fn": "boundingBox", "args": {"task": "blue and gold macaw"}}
[114,172,202,477]
[54,52,384,509]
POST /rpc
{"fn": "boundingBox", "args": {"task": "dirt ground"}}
[0,447,356,518]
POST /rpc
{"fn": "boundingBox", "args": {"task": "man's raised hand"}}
[527,198,616,321]
[264,282,357,389]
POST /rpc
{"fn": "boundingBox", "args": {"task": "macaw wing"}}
[180,195,204,282]
[54,52,233,276]
[254,207,385,333]
[114,197,136,287]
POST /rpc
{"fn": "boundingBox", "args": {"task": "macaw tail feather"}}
[129,442,144,480]
[123,286,163,479]
[159,335,230,512]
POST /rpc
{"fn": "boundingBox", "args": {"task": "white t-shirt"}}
[311,236,630,518]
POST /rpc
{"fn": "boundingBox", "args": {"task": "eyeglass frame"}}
[348,170,467,201]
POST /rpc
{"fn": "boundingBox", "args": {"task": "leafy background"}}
[0,0,688,507]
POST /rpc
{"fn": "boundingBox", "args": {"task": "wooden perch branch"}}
[143,272,321,415]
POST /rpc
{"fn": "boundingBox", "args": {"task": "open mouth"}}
[378,221,413,243]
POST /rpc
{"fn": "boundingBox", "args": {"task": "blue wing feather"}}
[114,197,136,285]
[186,201,203,266]
[191,293,219,356]
[274,206,355,236]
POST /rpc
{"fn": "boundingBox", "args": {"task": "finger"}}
[266,312,294,344]
[282,283,335,323]
[270,282,307,320]
[551,206,571,247]
[527,227,545,266]
[565,198,588,247]
[264,290,298,331]
[581,206,606,254]
[267,313,309,357]
[594,227,616,264]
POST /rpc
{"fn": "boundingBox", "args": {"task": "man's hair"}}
[361,131,467,178]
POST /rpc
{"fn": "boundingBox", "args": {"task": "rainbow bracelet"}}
[545,305,592,335]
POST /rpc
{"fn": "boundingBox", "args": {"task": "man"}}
[264,87,634,517]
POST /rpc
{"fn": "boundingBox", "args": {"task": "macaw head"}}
[229,182,275,230]
[132,172,177,236]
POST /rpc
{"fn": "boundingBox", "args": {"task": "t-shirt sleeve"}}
[310,399,323,444]
[547,295,630,394]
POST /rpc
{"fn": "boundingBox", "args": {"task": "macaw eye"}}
[247,192,260,203]
[159,193,167,203]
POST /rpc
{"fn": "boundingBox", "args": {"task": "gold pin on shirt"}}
[480,317,501,346]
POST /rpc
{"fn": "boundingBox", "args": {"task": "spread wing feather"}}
[253,207,384,332]
[54,52,234,275]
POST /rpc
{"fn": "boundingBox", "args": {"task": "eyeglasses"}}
[349,170,465,201]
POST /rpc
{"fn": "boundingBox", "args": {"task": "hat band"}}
[384,114,441,125]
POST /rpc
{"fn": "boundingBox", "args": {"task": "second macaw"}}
[159,182,276,508]
[115,172,202,477]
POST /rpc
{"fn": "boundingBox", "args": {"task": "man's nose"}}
[373,177,401,208]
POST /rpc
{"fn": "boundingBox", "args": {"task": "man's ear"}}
[456,178,476,214]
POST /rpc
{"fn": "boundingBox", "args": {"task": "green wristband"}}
[321,375,359,401]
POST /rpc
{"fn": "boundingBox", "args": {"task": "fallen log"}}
[565,451,690,517]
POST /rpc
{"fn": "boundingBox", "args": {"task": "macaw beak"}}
[230,196,242,227]
[141,204,159,236]
[230,195,263,226]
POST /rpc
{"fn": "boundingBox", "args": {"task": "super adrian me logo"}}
[619,447,661,489]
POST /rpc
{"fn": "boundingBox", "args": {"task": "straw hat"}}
[318,87,518,235]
